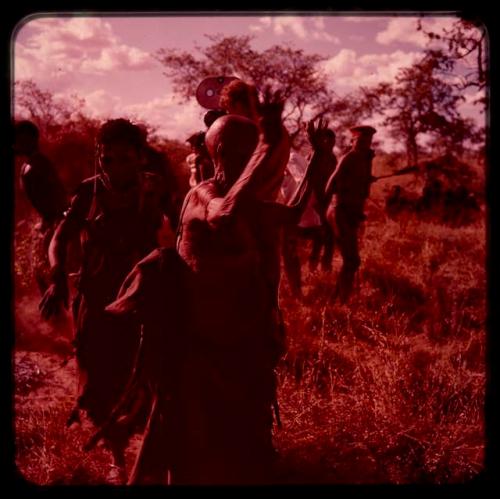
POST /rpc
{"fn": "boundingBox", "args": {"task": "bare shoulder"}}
[179,180,219,223]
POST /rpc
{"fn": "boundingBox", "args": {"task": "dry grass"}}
[13,163,486,485]
[275,208,486,484]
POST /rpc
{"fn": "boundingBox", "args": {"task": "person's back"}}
[333,148,373,212]
[310,128,337,210]
[175,114,282,484]
[324,125,377,302]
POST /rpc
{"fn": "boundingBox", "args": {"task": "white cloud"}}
[312,17,325,30]
[81,45,154,73]
[260,16,272,27]
[76,88,204,141]
[323,48,421,88]
[312,30,340,44]
[376,17,457,47]
[344,17,382,23]
[124,96,204,141]
[274,17,307,39]
[14,17,155,86]
[249,16,340,44]
[249,16,272,33]
[83,89,123,118]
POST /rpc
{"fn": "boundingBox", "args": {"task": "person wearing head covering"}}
[323,125,377,302]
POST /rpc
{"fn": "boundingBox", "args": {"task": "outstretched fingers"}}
[259,85,285,114]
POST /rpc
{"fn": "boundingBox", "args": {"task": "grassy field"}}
[13,157,486,485]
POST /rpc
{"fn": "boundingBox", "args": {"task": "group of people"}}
[14,78,377,484]
[185,80,378,301]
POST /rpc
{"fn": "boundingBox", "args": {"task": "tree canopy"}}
[155,34,339,147]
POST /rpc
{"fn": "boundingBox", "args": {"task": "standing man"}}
[39,119,165,483]
[324,125,376,302]
[308,127,337,272]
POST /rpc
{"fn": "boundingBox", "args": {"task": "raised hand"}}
[256,86,285,143]
[307,117,331,153]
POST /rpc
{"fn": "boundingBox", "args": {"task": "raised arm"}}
[260,118,334,226]
[208,89,289,224]
[39,184,90,319]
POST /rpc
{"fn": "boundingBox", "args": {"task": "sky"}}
[12,13,486,148]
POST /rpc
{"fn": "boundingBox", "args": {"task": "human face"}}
[98,141,143,190]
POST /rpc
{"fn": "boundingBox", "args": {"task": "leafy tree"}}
[14,79,100,143]
[363,50,477,164]
[417,17,487,93]
[14,80,102,192]
[155,34,338,147]
[14,79,192,196]
[417,17,488,113]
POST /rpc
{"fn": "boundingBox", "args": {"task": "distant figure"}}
[385,185,404,218]
[203,109,227,128]
[419,177,444,214]
[308,126,337,272]
[143,145,182,231]
[385,185,416,216]
[443,186,480,226]
[324,125,376,302]
[13,120,68,292]
[280,151,322,296]
[14,120,68,228]
[185,131,215,188]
